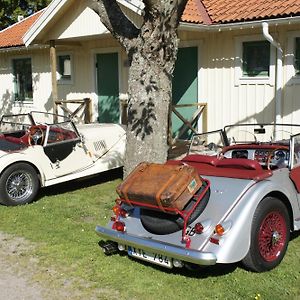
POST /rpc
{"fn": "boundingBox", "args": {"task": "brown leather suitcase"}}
[116,162,202,212]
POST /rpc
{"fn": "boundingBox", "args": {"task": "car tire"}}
[140,183,210,235]
[242,197,290,272]
[0,163,39,206]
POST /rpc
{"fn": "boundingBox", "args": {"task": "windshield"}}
[188,124,300,158]
[224,124,300,145]
[189,130,226,156]
[0,114,33,133]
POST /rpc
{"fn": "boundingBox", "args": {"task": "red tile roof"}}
[182,0,300,24]
[0,11,43,48]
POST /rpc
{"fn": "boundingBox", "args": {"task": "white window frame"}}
[286,31,300,85]
[11,56,34,102]
[57,52,74,85]
[235,35,275,86]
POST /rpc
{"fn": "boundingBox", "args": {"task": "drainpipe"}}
[262,22,283,128]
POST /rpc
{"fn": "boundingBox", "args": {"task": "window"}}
[286,32,300,84]
[12,58,33,101]
[242,41,270,77]
[57,54,73,83]
[235,35,275,85]
[295,37,300,76]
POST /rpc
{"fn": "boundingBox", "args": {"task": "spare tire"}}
[140,182,210,235]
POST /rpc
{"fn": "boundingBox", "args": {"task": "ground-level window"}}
[12,57,33,102]
[295,37,300,75]
[242,40,270,77]
[57,54,72,83]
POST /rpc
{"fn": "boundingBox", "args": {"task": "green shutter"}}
[295,38,300,75]
[172,47,198,139]
[96,53,120,123]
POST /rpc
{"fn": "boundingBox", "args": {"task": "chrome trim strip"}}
[95,226,217,266]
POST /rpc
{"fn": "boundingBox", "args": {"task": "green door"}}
[96,53,120,123]
[172,47,198,139]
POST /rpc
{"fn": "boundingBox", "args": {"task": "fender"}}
[204,169,299,264]
[0,147,55,186]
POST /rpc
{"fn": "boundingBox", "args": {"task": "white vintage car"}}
[0,111,126,206]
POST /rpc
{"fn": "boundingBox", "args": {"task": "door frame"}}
[175,40,203,133]
[91,47,122,123]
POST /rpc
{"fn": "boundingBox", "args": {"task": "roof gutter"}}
[262,22,283,128]
[0,44,48,53]
[179,15,300,31]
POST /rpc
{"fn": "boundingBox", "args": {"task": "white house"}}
[0,0,300,138]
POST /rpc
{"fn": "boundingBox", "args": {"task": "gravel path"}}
[0,232,75,300]
[0,232,121,300]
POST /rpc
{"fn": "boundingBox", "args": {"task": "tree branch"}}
[88,0,140,50]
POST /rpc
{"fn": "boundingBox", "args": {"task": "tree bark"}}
[90,0,188,176]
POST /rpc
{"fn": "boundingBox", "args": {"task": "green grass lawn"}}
[0,168,300,299]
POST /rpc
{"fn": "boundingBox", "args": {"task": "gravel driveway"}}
[0,232,120,300]
[0,232,81,300]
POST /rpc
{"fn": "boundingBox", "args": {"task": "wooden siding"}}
[0,19,300,129]
[179,24,300,131]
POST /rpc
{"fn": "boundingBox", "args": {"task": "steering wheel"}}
[266,148,287,170]
[28,125,45,146]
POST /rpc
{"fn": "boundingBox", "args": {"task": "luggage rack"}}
[114,178,210,248]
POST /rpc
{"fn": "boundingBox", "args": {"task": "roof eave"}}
[179,15,300,31]
[23,0,69,47]
[0,44,48,53]
[117,0,144,14]
[23,0,145,47]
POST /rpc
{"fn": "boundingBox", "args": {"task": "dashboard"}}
[223,146,289,168]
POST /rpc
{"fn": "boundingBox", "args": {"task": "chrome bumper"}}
[95,226,217,266]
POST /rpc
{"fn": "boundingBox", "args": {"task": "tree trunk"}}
[90,0,188,176]
[124,54,171,175]
[124,3,181,176]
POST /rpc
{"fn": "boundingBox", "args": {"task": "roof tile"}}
[182,0,300,24]
[0,11,43,48]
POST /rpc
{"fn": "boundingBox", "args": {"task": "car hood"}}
[76,123,126,157]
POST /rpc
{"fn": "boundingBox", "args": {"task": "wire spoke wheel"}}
[258,211,287,262]
[6,171,34,202]
[242,197,290,272]
[0,163,39,206]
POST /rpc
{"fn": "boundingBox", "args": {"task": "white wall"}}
[180,24,300,131]
[1,20,300,130]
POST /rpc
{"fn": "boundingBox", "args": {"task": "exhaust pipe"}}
[99,240,119,255]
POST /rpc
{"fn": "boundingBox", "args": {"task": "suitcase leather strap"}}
[155,170,185,212]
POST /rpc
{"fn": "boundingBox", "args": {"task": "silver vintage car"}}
[96,123,300,272]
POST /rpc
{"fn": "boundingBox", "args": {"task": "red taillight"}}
[113,221,126,232]
[194,223,204,234]
[112,204,128,218]
[119,208,128,218]
[210,237,219,245]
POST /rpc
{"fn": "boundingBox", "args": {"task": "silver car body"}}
[96,123,300,270]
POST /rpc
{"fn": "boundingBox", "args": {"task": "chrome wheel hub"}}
[6,171,33,201]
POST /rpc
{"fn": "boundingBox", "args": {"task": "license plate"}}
[128,246,173,268]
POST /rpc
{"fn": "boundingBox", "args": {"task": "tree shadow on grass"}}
[290,230,300,242]
[37,168,123,199]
